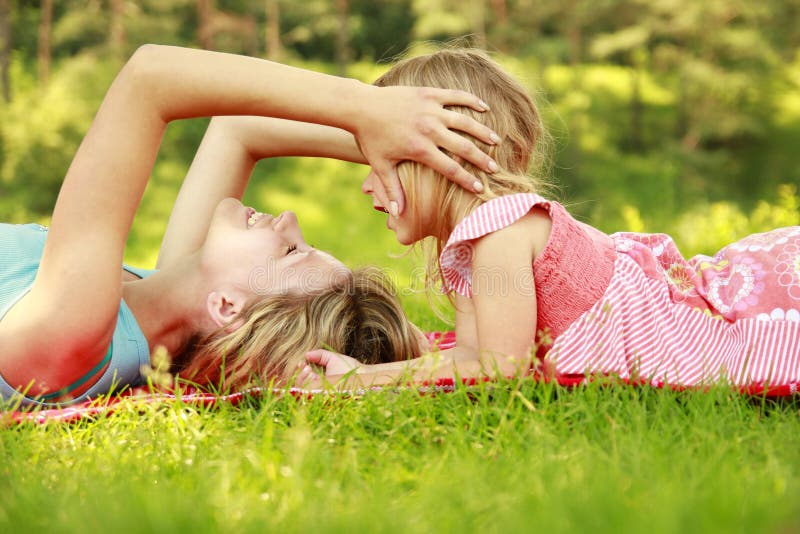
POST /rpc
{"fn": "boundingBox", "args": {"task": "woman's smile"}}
[245,207,291,230]
[245,208,269,228]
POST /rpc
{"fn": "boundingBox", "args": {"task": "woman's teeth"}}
[248,211,265,228]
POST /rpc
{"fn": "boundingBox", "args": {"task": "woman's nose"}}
[274,210,299,231]
[276,211,309,244]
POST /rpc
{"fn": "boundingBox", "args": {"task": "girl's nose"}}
[361,173,375,194]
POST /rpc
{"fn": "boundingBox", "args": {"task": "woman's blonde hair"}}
[176,267,423,390]
[374,48,552,303]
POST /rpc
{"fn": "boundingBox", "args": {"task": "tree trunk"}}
[675,72,690,147]
[265,0,281,61]
[490,0,506,25]
[564,0,584,180]
[197,0,214,50]
[470,0,486,48]
[489,0,507,50]
[38,0,53,86]
[629,67,643,151]
[0,0,9,103]
[243,14,258,56]
[109,0,125,59]
[334,0,350,76]
[566,10,582,65]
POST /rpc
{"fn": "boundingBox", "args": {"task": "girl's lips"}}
[374,205,389,214]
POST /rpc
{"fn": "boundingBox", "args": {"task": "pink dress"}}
[439,193,800,392]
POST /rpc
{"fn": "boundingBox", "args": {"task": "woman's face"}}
[204,198,348,296]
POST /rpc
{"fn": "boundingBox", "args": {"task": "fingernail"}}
[489,132,501,144]
[389,201,399,217]
[473,180,484,192]
[488,160,499,173]
[479,99,491,111]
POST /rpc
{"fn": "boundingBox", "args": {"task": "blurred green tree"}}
[0,0,9,102]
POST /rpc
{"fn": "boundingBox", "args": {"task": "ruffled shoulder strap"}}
[439,193,552,297]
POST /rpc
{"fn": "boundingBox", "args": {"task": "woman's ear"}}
[206,291,246,332]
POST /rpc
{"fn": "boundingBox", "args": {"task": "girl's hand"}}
[297,349,363,388]
[355,85,501,216]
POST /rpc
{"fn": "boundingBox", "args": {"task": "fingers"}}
[421,149,485,194]
[444,109,502,148]
[305,349,330,366]
[372,163,405,216]
[423,89,502,191]
[296,364,316,387]
[430,87,491,113]
[436,125,499,176]
[305,348,355,370]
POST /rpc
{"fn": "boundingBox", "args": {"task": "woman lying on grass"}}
[0,44,502,406]
[299,48,800,391]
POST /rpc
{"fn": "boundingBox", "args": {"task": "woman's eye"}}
[287,244,297,255]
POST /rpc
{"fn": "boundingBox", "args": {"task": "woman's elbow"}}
[124,44,163,79]
[111,45,175,120]
[122,45,176,88]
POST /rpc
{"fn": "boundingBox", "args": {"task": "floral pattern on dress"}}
[615,238,662,278]
[706,258,766,317]
[666,262,700,302]
[693,306,725,320]
[774,238,800,300]
[727,227,800,253]
[756,307,800,322]
[615,232,674,258]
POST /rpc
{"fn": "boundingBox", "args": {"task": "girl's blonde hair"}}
[374,48,552,302]
[176,267,423,389]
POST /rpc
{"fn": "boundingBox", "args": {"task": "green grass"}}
[2,55,799,532]
[2,382,798,533]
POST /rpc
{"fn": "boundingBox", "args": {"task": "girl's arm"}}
[454,293,479,349]
[302,345,484,387]
[157,116,364,269]
[0,45,497,395]
[303,211,550,387]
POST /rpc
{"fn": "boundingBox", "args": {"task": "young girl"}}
[302,48,800,391]
[0,44,501,406]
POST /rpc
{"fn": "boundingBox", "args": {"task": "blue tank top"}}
[0,223,154,406]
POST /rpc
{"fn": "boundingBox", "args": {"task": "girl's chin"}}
[395,232,416,246]
[387,219,419,245]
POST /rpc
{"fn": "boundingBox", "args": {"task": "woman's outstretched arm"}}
[0,45,496,395]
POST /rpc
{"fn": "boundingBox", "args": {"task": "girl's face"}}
[361,171,434,245]
[204,198,348,296]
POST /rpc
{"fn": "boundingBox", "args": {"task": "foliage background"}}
[1,4,800,533]
[0,0,799,315]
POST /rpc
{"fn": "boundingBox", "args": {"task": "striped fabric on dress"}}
[439,193,800,390]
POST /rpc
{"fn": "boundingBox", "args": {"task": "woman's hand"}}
[354,85,501,216]
[297,349,364,388]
